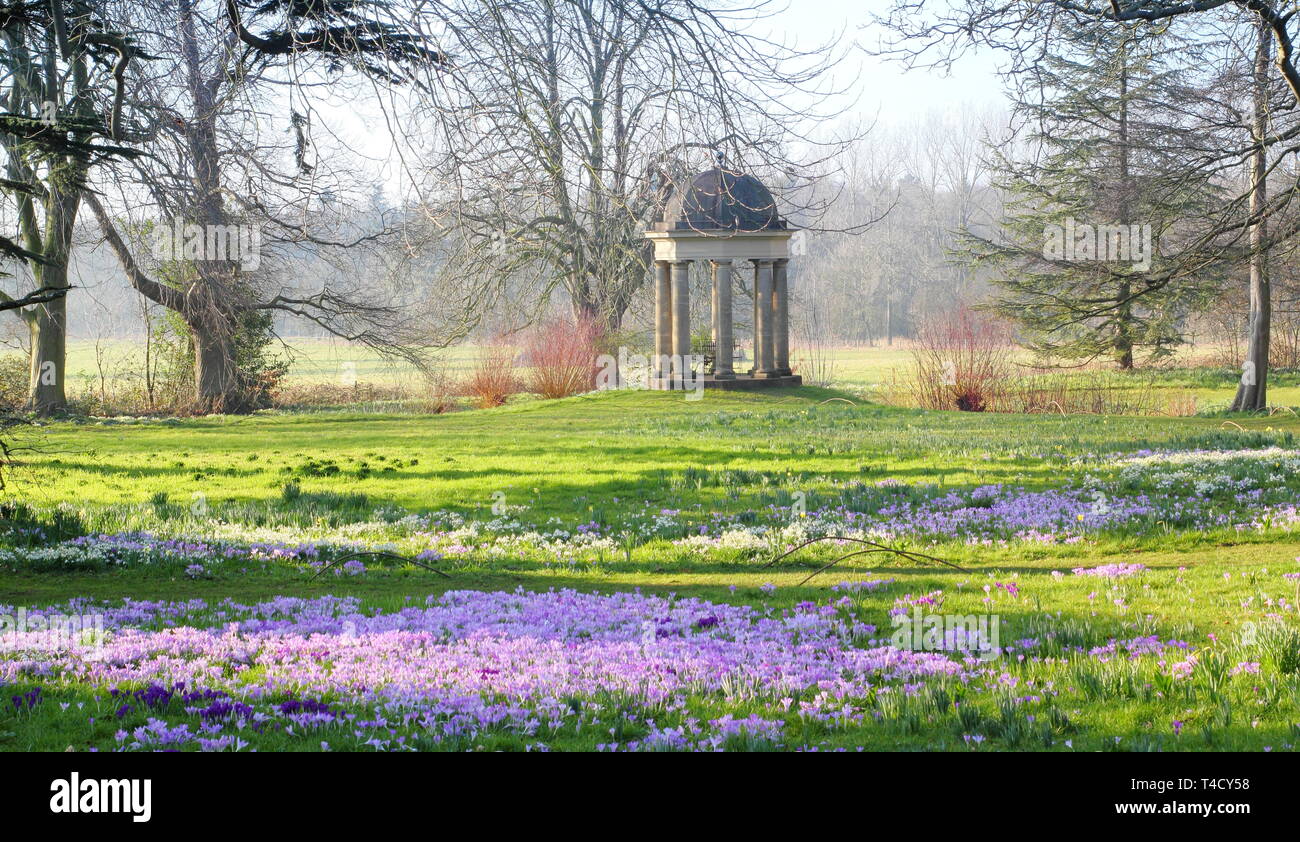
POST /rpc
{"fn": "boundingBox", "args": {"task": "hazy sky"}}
[307,0,1011,201]
[772,0,1006,123]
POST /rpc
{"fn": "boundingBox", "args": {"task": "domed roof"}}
[654,167,787,233]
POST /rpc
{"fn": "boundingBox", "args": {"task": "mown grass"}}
[9,387,1299,516]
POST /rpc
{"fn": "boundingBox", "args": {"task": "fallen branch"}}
[308,551,451,582]
[763,535,968,586]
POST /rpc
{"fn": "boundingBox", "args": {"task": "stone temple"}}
[644,164,802,390]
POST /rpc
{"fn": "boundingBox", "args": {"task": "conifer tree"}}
[963,24,1225,368]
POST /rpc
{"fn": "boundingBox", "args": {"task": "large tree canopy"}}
[411,0,856,332]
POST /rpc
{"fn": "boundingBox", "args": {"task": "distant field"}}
[53,337,1300,412]
[803,344,1300,411]
[59,338,476,389]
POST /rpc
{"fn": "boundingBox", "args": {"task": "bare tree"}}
[84,0,449,413]
[1232,18,1272,409]
[1,2,147,415]
[796,108,1004,344]
[412,0,857,334]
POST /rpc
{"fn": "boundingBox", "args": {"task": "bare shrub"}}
[271,381,415,410]
[908,309,1190,416]
[421,368,457,414]
[521,316,603,399]
[1196,308,1247,369]
[1271,312,1300,370]
[1194,306,1300,371]
[910,306,1015,411]
[463,340,520,408]
[1166,392,1199,417]
[1006,369,1162,415]
[793,311,837,387]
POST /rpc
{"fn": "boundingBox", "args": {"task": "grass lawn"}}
[3,388,1300,751]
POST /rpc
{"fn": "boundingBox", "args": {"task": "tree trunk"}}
[26,189,79,415]
[1115,47,1135,372]
[192,320,241,414]
[27,293,68,414]
[1231,21,1272,412]
[1116,282,1134,370]
[572,290,621,335]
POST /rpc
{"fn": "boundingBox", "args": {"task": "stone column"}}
[712,260,735,379]
[754,259,776,378]
[773,258,791,376]
[671,260,691,383]
[710,260,720,374]
[653,260,672,386]
[751,267,760,376]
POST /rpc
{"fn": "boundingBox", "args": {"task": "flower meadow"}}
[5,401,1300,751]
[3,559,1300,751]
[1,589,963,751]
[4,447,1300,577]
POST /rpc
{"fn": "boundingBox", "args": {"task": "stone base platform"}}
[653,374,803,391]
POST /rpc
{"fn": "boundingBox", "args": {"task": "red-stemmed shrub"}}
[463,339,520,408]
[911,306,1016,412]
[522,315,604,399]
